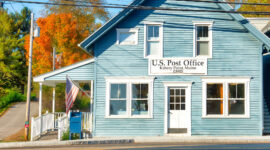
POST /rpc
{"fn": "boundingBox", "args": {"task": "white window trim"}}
[105,76,154,118]
[116,28,139,45]
[144,22,164,59]
[193,21,213,59]
[201,77,251,118]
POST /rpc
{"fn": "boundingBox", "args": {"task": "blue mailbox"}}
[69,112,82,140]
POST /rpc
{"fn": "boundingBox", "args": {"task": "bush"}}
[0,91,26,109]
[62,130,69,140]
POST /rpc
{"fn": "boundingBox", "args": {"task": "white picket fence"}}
[31,112,92,141]
[31,112,54,141]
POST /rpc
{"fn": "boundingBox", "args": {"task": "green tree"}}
[0,8,31,96]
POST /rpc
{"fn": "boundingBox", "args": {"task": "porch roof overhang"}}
[33,58,95,87]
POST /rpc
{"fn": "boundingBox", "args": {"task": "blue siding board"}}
[45,63,94,81]
[92,0,263,136]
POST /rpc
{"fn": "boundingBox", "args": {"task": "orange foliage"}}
[24,13,90,76]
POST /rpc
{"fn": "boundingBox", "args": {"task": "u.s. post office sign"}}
[149,58,207,75]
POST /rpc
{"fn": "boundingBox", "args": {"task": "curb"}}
[0,139,134,149]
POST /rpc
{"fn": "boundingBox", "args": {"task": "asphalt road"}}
[0,101,38,140]
[5,143,270,150]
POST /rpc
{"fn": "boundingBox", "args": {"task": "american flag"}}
[65,76,79,114]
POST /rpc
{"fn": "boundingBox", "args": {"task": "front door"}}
[168,88,188,133]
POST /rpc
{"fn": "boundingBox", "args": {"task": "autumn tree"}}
[24,13,91,76]
[45,0,109,34]
[229,0,270,17]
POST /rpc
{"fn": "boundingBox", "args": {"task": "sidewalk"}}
[1,136,270,149]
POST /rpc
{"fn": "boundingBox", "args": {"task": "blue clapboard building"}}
[34,0,270,137]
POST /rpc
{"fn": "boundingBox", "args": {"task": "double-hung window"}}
[109,84,127,115]
[106,77,154,118]
[202,77,250,118]
[193,22,213,58]
[117,28,139,45]
[144,22,163,58]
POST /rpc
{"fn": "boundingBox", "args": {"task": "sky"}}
[3,0,133,20]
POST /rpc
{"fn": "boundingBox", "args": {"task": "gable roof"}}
[33,58,95,83]
[78,0,146,51]
[79,0,270,51]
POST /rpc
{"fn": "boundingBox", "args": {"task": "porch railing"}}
[54,112,66,129]
[57,114,69,141]
[31,112,54,141]
[31,111,92,141]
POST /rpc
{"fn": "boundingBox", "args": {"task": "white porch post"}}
[90,80,94,132]
[52,87,55,114]
[52,87,56,129]
[39,83,42,117]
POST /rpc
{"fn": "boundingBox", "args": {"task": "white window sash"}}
[105,77,154,118]
[202,77,250,118]
[144,22,163,58]
[193,21,213,58]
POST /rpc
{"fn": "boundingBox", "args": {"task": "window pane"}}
[141,84,148,98]
[176,96,180,103]
[170,104,174,110]
[229,100,245,115]
[132,84,148,99]
[229,83,245,99]
[176,104,180,110]
[119,32,135,44]
[170,96,174,103]
[181,96,185,103]
[110,100,126,115]
[176,89,180,95]
[147,41,160,56]
[181,89,185,95]
[148,26,153,38]
[132,100,148,115]
[207,84,223,98]
[197,26,208,38]
[229,84,237,98]
[181,104,185,110]
[207,100,223,115]
[170,89,174,95]
[132,84,140,98]
[197,41,209,56]
[147,25,159,40]
[237,84,245,98]
[110,84,126,99]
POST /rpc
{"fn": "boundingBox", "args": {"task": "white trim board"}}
[163,81,192,136]
[33,58,95,82]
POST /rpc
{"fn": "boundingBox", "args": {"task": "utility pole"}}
[25,13,34,141]
[52,47,55,115]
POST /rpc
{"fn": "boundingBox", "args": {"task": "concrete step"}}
[36,131,58,141]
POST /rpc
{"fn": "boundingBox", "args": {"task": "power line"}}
[62,0,129,7]
[174,0,270,6]
[3,0,270,15]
